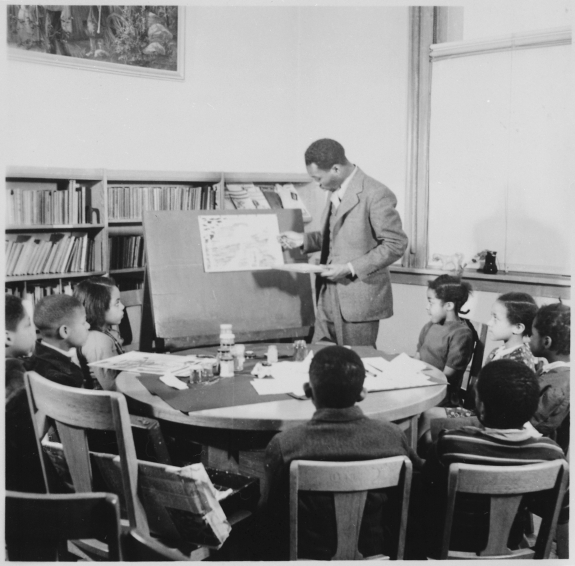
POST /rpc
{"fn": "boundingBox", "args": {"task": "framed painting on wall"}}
[6,5,184,80]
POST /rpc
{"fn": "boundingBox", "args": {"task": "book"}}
[274,183,312,222]
[260,185,284,209]
[225,184,271,210]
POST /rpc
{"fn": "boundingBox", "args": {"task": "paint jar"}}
[219,352,235,378]
[293,340,308,362]
[219,324,235,353]
[266,345,278,364]
[231,344,246,371]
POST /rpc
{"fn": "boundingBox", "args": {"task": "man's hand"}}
[320,264,352,282]
[278,231,304,249]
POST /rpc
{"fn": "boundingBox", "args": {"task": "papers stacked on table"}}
[362,353,434,392]
[88,351,206,377]
[250,352,436,397]
[250,354,312,397]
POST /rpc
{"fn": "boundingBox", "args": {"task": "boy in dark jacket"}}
[260,345,422,560]
[31,294,92,388]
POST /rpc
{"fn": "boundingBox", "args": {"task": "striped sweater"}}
[422,425,568,554]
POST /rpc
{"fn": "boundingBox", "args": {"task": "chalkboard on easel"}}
[141,209,315,351]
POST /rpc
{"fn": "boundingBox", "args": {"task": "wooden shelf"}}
[108,219,143,225]
[6,271,107,283]
[389,266,570,299]
[6,224,105,232]
[109,267,145,275]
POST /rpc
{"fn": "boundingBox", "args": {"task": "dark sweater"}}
[31,340,92,389]
[261,405,421,560]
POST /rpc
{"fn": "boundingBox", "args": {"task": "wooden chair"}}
[123,529,199,561]
[25,370,150,559]
[5,490,122,561]
[92,451,256,556]
[289,456,412,560]
[120,288,144,352]
[439,460,569,559]
[461,320,488,409]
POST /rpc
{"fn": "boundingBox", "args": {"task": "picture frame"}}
[6,5,185,81]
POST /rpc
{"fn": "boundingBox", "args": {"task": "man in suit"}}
[280,139,408,346]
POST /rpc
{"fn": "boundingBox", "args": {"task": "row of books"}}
[6,181,91,226]
[108,184,221,219]
[6,233,97,277]
[6,281,75,307]
[109,236,145,270]
[224,183,312,222]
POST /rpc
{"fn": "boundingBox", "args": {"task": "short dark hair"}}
[5,294,26,332]
[476,360,540,428]
[497,292,538,336]
[533,303,570,355]
[304,139,348,170]
[309,345,365,408]
[428,274,472,314]
[74,276,117,331]
[34,294,83,338]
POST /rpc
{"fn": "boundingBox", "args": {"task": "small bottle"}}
[231,344,245,371]
[219,324,235,353]
[219,352,235,378]
[293,340,308,362]
[266,345,278,364]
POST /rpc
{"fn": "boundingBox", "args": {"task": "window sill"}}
[389,266,570,299]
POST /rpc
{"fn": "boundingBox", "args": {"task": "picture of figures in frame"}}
[7,6,182,78]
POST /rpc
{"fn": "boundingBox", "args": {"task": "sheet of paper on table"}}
[88,351,205,377]
[250,353,435,397]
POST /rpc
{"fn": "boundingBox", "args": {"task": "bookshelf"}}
[105,170,223,290]
[5,166,107,304]
[5,167,315,302]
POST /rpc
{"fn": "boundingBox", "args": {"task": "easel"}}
[140,209,314,352]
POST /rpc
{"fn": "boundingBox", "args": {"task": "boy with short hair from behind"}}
[529,302,570,449]
[5,294,45,492]
[260,345,422,560]
[32,294,92,388]
[422,359,568,558]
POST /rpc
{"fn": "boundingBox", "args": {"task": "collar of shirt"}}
[331,165,357,209]
[311,405,364,423]
[540,360,571,374]
[491,343,524,360]
[480,423,542,441]
[41,340,81,367]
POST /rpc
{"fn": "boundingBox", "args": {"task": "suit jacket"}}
[261,406,421,560]
[31,340,92,389]
[303,168,408,322]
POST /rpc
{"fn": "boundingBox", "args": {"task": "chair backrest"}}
[120,288,144,352]
[441,460,569,559]
[462,320,488,409]
[92,451,232,548]
[24,370,149,534]
[5,490,122,561]
[289,456,412,560]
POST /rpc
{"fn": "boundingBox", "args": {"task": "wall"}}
[3,6,409,213]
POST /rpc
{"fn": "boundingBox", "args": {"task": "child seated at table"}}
[421,359,568,558]
[418,291,539,453]
[5,294,45,492]
[31,294,92,389]
[74,276,125,390]
[259,345,422,560]
[414,274,475,407]
[529,302,570,450]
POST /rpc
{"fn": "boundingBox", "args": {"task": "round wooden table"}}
[115,343,446,481]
